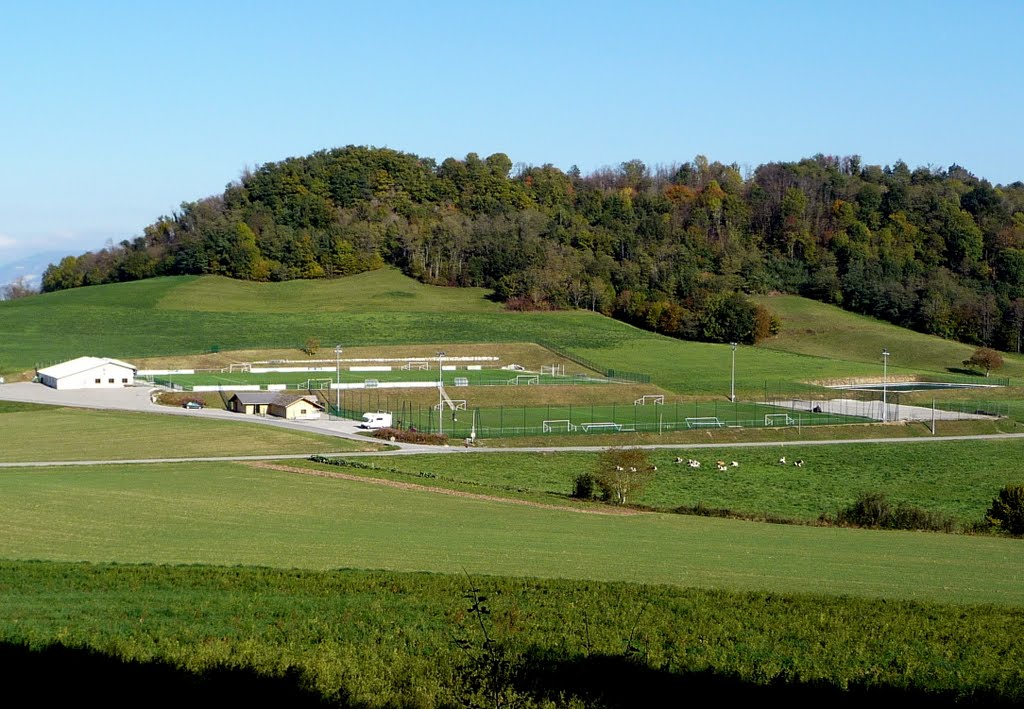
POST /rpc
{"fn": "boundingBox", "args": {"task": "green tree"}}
[985,484,1024,536]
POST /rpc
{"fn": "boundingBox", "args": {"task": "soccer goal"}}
[541,364,565,377]
[542,420,578,433]
[225,362,251,373]
[507,374,540,385]
[634,395,665,405]
[764,413,796,426]
[302,378,332,390]
[434,399,467,411]
[402,360,430,370]
[685,417,724,429]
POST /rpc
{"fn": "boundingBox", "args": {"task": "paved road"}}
[3,381,1022,468]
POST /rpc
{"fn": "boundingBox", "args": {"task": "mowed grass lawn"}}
[0,404,379,462]
[351,438,1024,523]
[0,462,1021,605]
[1,271,990,396]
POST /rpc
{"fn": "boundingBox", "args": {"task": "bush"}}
[985,484,1024,536]
[835,491,957,533]
[571,473,596,499]
[371,427,449,445]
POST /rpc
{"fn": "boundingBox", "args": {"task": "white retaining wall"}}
[137,369,195,375]
[192,384,261,392]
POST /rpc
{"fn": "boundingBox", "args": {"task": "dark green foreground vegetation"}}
[2,562,1021,707]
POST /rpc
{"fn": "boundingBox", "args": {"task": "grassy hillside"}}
[754,294,1024,379]
[0,462,1021,605]
[156,269,502,313]
[2,270,1016,394]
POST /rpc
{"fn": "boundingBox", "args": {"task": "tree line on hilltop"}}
[40,146,1024,349]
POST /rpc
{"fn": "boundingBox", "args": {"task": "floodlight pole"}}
[882,349,890,422]
[730,342,738,402]
[437,351,446,435]
[335,345,343,417]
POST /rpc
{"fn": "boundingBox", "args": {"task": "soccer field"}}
[148,368,599,389]
[340,398,870,439]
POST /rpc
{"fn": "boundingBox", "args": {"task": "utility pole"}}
[730,342,738,402]
[882,349,890,422]
[335,345,343,417]
[437,351,446,435]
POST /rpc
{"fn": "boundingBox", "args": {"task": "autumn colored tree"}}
[962,347,1004,377]
[593,448,653,505]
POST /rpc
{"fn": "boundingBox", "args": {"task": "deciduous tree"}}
[593,447,653,506]
[962,347,1004,377]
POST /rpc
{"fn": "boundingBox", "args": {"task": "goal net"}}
[685,417,724,429]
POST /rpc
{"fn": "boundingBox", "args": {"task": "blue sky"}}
[2,0,1022,273]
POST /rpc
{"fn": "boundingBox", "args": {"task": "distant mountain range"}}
[0,250,67,289]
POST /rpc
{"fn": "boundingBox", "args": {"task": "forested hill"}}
[42,146,1024,349]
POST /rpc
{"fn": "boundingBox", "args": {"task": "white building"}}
[37,357,138,390]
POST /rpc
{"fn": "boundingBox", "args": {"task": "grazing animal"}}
[717,463,727,472]
[649,465,658,472]
[730,461,739,467]
[615,465,624,471]
[794,459,805,468]
[778,456,786,465]
[629,467,637,473]
[674,457,684,464]
[716,460,726,467]
[688,460,701,469]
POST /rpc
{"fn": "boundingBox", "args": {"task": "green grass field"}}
[0,403,381,462]
[0,461,1020,605]
[5,270,1012,396]
[2,562,1021,707]
[362,399,869,439]
[344,437,1024,523]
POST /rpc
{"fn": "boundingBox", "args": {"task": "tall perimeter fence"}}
[328,381,1018,440]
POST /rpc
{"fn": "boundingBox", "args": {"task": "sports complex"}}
[139,350,1006,439]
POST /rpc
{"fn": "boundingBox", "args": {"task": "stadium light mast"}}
[882,349,890,422]
[730,342,738,402]
[334,345,343,416]
[437,351,446,435]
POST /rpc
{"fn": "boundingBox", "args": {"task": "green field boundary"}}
[536,339,651,384]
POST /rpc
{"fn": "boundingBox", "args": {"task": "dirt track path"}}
[246,461,641,516]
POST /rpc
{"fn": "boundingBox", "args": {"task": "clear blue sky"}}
[2,0,1022,269]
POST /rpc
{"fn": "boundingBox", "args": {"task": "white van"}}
[359,412,393,429]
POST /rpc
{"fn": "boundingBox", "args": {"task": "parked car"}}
[183,401,203,409]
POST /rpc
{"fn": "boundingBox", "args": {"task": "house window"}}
[95,378,101,384]
[122,378,128,383]
[300,409,308,414]
[108,378,115,384]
